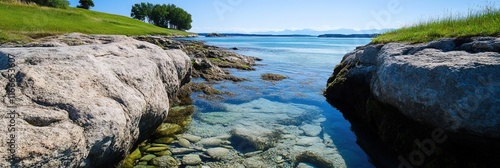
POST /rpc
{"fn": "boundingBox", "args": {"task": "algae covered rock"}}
[261,73,288,81]
[154,123,182,137]
[139,154,156,162]
[149,156,178,167]
[154,137,175,144]
[119,148,142,168]
[145,147,169,152]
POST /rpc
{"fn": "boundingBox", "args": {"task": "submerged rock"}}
[178,138,192,148]
[197,138,228,147]
[296,163,315,168]
[261,73,288,81]
[230,126,281,152]
[0,33,191,167]
[149,156,178,167]
[139,154,156,162]
[154,123,183,137]
[206,147,230,160]
[145,147,169,152]
[295,151,337,168]
[243,157,267,168]
[182,154,202,165]
[299,124,322,137]
[181,134,202,143]
[180,40,261,82]
[171,148,197,155]
[154,137,175,144]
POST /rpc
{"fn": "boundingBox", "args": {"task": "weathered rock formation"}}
[0,33,191,167]
[324,37,499,167]
[180,40,261,82]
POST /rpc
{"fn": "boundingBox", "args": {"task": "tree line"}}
[131,2,192,30]
[5,0,94,9]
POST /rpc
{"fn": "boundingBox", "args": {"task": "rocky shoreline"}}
[0,33,262,167]
[324,37,500,167]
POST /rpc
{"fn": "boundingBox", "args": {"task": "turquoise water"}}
[187,36,374,167]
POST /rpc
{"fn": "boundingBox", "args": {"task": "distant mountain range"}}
[247,28,394,36]
[197,28,394,37]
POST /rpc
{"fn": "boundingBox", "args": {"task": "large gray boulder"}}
[324,37,499,167]
[0,33,191,167]
[372,41,499,137]
[326,37,499,138]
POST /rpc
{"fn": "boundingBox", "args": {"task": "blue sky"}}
[69,0,495,33]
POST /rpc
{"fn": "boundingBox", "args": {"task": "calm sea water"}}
[186,36,374,167]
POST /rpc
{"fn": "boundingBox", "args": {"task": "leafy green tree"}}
[131,2,192,30]
[131,2,154,23]
[169,7,192,30]
[77,0,94,9]
[150,4,169,28]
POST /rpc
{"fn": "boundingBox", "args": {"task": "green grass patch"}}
[0,2,192,43]
[373,6,500,43]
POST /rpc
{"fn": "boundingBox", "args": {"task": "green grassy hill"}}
[0,2,192,43]
[373,7,500,43]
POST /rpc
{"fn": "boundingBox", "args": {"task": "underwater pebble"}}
[154,150,172,156]
[139,154,156,161]
[178,138,191,148]
[206,147,230,160]
[149,155,178,167]
[182,134,202,143]
[154,137,175,144]
[243,157,266,167]
[171,148,197,155]
[151,143,169,147]
[275,156,284,164]
[193,146,207,152]
[197,138,224,147]
[297,163,315,168]
[182,154,202,165]
[145,147,169,152]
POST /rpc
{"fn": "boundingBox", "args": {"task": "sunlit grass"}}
[373,6,500,43]
[0,2,192,43]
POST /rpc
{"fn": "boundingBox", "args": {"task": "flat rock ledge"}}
[0,33,191,168]
[324,36,499,167]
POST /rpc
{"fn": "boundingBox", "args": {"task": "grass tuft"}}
[0,2,192,43]
[373,6,500,43]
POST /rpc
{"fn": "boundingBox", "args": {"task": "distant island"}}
[318,34,380,38]
[199,33,380,38]
[199,33,314,37]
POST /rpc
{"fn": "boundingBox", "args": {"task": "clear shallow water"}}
[186,37,374,167]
